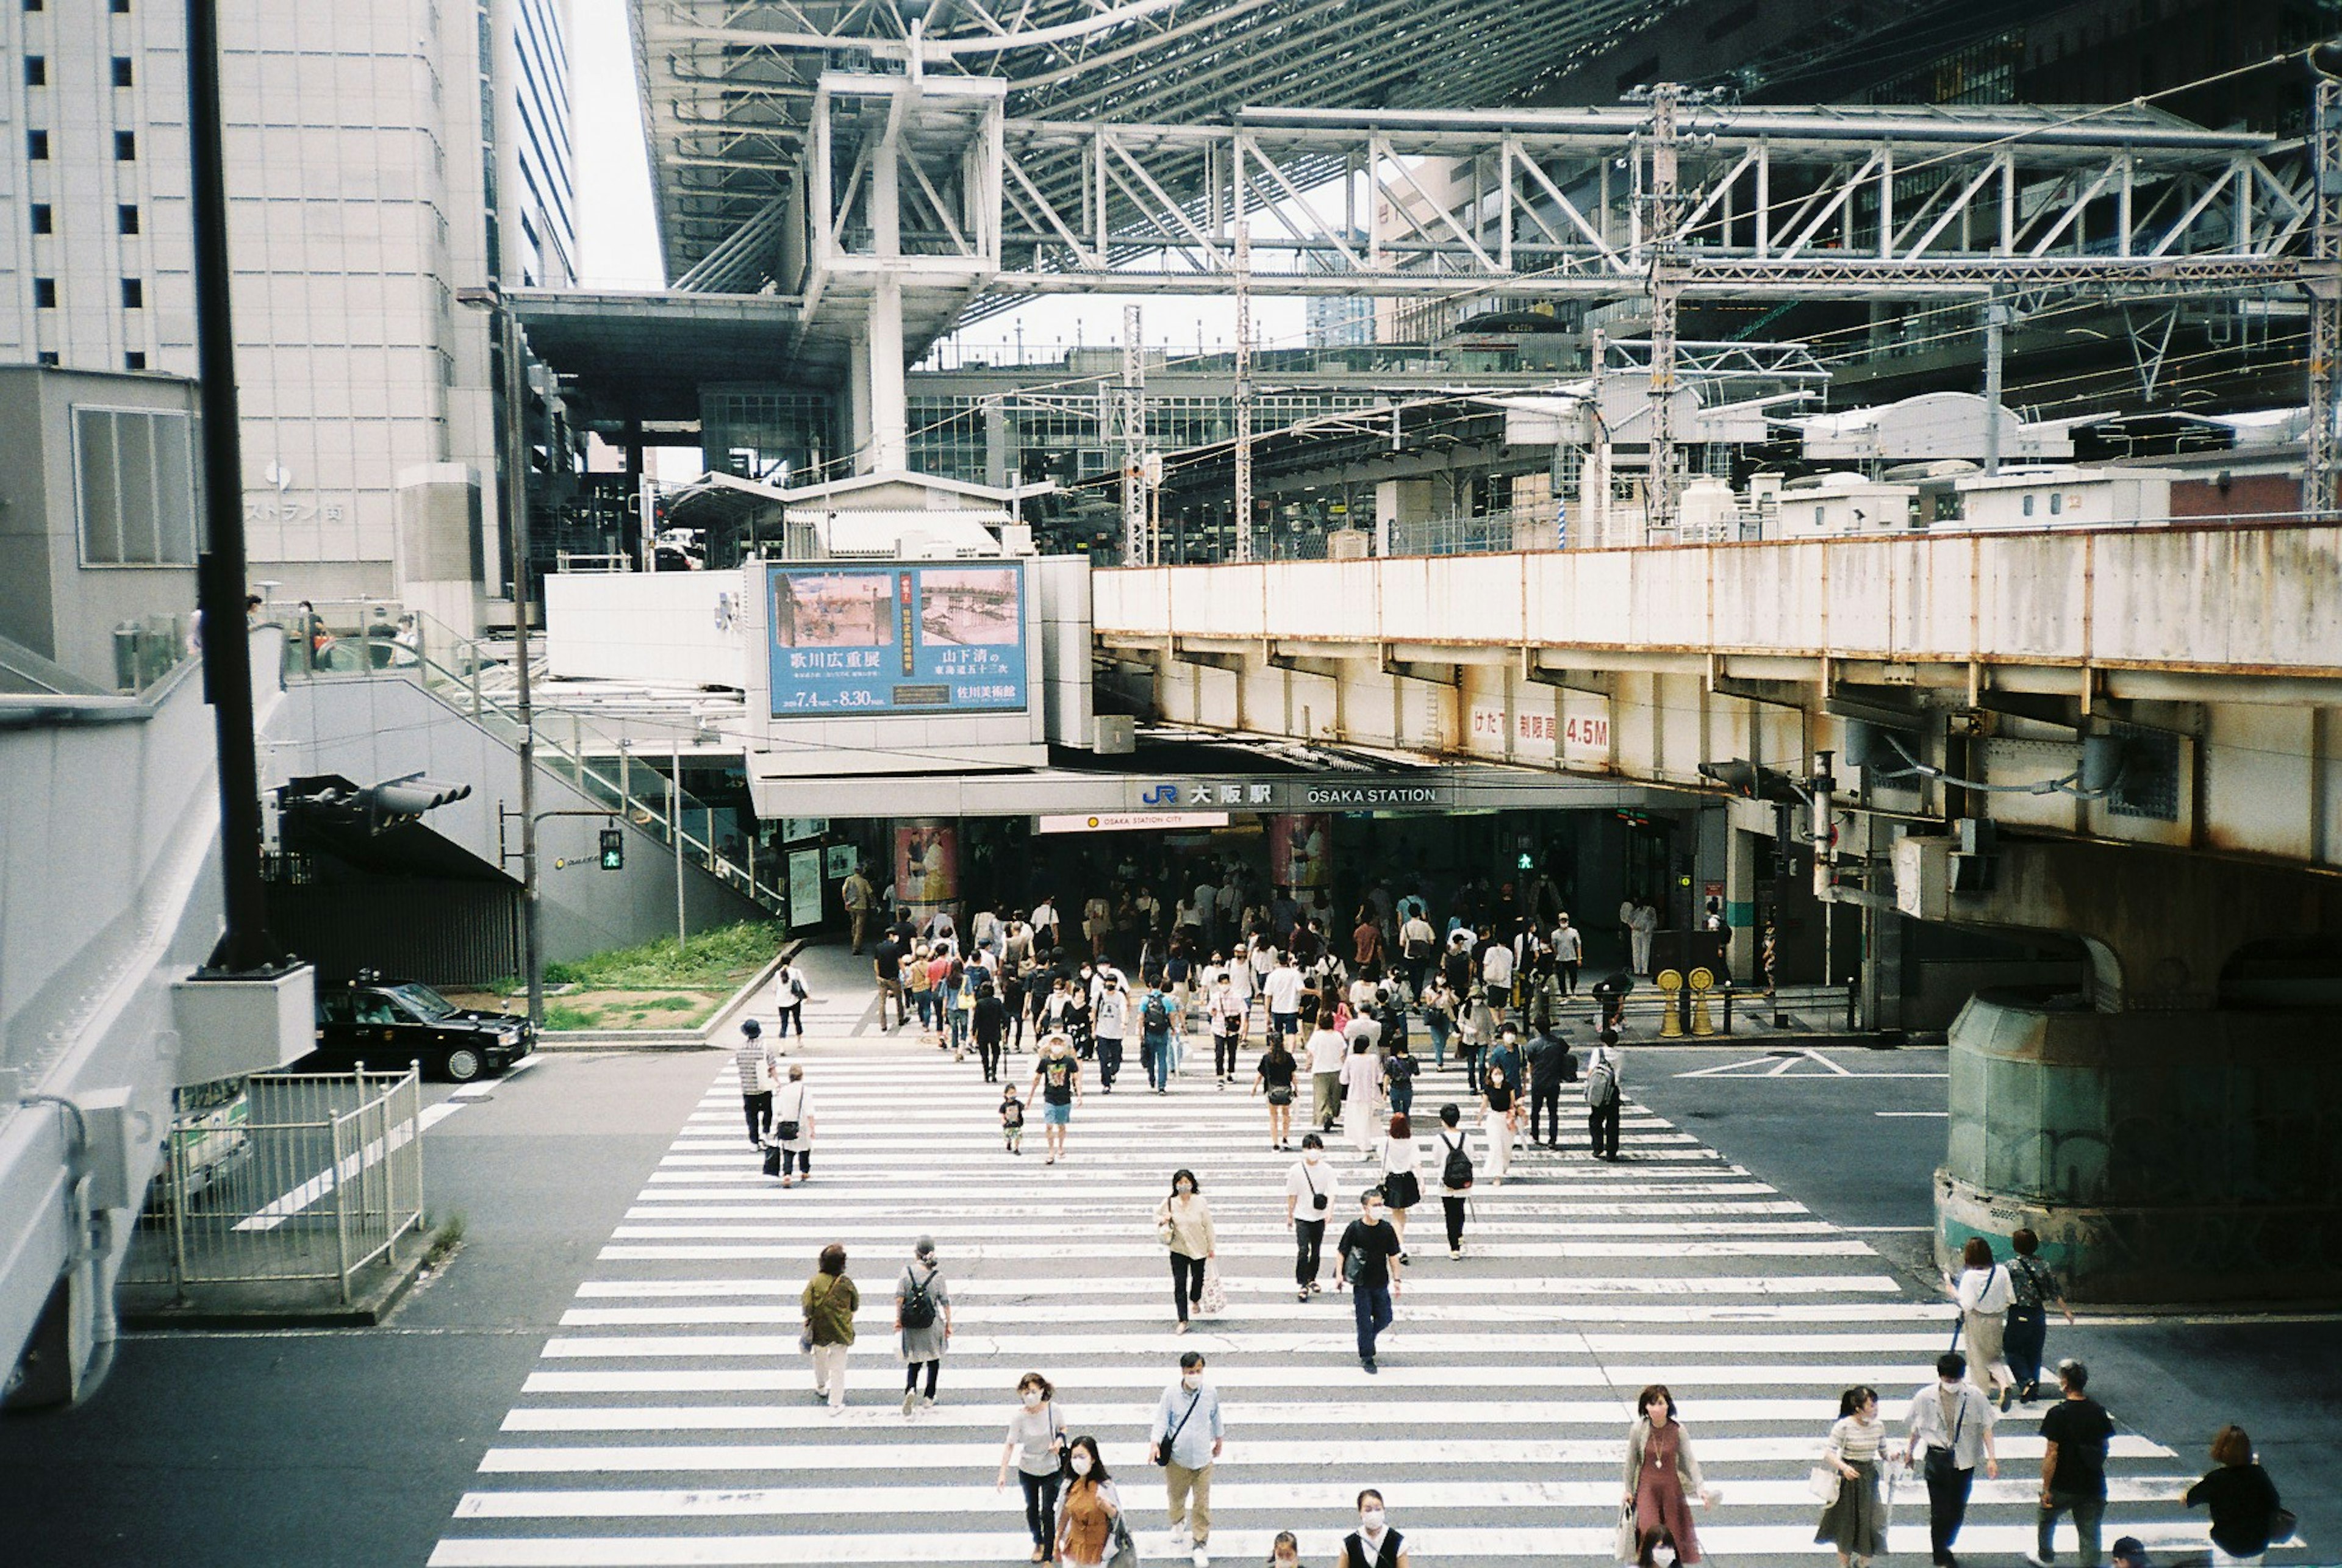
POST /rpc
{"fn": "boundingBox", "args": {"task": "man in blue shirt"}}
[1484,1023,1525,1096]
[1151,1349,1225,1566]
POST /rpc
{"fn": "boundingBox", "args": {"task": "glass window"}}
[112,57,133,88]
[33,277,56,308]
[30,203,51,234]
[28,129,50,160]
[121,277,144,309]
[124,352,146,371]
[118,204,140,235]
[74,406,198,566]
[2022,494,2035,517]
[114,130,136,161]
[25,55,45,86]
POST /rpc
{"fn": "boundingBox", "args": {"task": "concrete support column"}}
[1938,995,2342,1301]
[1723,825,1758,984]
[864,276,908,474]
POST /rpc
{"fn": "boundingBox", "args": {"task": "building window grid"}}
[74,406,199,567]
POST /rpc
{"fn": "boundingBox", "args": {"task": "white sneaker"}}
[1170,1521,1191,1545]
[902,1389,919,1415]
[1192,1548,1209,1567]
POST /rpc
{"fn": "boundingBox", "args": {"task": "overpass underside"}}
[1095,524,2342,1301]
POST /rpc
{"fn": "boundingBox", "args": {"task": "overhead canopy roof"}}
[510,288,804,428]
[632,0,1682,290]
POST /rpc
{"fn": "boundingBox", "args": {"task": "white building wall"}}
[0,1,567,613]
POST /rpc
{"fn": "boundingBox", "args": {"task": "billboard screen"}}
[766,562,1028,718]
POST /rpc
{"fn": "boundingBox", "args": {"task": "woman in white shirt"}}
[1948,1236,2018,1405]
[1376,1112,1421,1263]
[1814,1385,1889,1568]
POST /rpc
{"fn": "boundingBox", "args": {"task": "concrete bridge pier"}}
[1934,840,2342,1301]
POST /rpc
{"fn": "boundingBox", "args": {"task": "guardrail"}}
[124,1067,424,1308]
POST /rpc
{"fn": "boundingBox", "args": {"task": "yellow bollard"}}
[1689,967,1717,1036]
[1655,968,1684,1037]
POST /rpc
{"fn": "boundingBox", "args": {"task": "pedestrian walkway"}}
[428,1031,2217,1566]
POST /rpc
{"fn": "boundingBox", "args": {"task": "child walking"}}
[1000,1086,1026,1155]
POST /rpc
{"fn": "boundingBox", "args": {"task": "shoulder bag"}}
[799,1274,833,1355]
[1922,1394,1968,1484]
[775,1086,806,1145]
[1153,1388,1201,1467]
[1105,1483,1139,1568]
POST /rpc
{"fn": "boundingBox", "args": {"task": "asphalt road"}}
[2,1009,2335,1565]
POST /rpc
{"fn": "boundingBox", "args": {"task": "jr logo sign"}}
[1138,783,1178,805]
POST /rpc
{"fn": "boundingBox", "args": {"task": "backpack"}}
[900,1266,938,1330]
[1585,1052,1617,1106]
[1144,993,1173,1033]
[1441,1131,1474,1190]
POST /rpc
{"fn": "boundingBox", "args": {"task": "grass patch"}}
[544,1003,602,1031]
[637,993,699,1012]
[542,920,783,991]
[424,1211,467,1269]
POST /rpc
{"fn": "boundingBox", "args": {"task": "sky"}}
[566,0,1306,357]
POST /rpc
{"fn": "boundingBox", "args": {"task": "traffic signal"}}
[599,828,625,871]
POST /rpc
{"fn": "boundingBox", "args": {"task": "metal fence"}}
[126,1067,426,1309]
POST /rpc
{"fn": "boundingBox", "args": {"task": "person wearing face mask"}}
[1028,1033,1083,1166]
[1153,1349,1225,1566]
[1055,1434,1124,1567]
[1620,1384,1716,1566]
[1338,1189,1404,1373]
[1157,1168,1218,1333]
[1283,1133,1342,1302]
[1341,1488,1409,1567]
[997,1372,1070,1563]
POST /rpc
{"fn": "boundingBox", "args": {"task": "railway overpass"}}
[1092,515,2342,1300]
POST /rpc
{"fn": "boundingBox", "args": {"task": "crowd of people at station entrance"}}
[728,850,2290,1568]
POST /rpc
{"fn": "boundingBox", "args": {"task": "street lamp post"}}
[459,282,543,1028]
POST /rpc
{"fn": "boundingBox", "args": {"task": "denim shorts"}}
[1042,1101,1072,1125]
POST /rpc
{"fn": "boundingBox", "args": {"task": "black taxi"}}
[303,979,535,1083]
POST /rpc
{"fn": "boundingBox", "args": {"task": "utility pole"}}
[1233,168,1256,563]
[1119,304,1147,565]
[2308,76,2342,516]
[460,281,544,1026]
[1982,290,2009,476]
[1644,82,1684,542]
[185,0,274,974]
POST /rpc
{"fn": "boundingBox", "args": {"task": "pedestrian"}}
[1352,904,1385,972]
[1028,1033,1083,1165]
[1398,905,1438,998]
[907,942,937,1037]
[1435,1103,1473,1259]
[1907,1350,2000,1568]
[1477,1063,1519,1185]
[1525,952,1563,1042]
[973,979,1009,1082]
[1266,1529,1303,1567]
[1342,1036,1383,1159]
[1255,1033,1300,1150]
[772,959,809,1042]
[1306,1010,1348,1134]
[1377,1112,1420,1260]
[734,1017,775,1147]
[1158,1168,1217,1334]
[1948,1237,2018,1406]
[1211,968,1247,1086]
[2109,1539,2152,1568]
[1264,953,1305,1047]
[1620,1385,1715,1566]
[872,929,906,1031]
[1554,912,1583,994]
[2031,1358,2116,1568]
[1031,895,1061,955]
[2005,1227,2074,1402]
[1815,1385,1889,1568]
[1341,1488,1410,1566]
[1586,1030,1624,1160]
[1055,1434,1125,1567]
[1525,1026,1572,1148]
[896,1236,953,1416]
[1338,1188,1403,1373]
[1001,964,1028,1055]
[1000,1084,1026,1155]
[1083,891,1114,960]
[2186,1425,2285,1568]
[1284,1133,1339,1302]
[1383,1035,1417,1119]
[773,1067,820,1194]
[1093,972,1130,1092]
[947,959,977,1059]
[1141,973,1181,1093]
[1484,1023,1524,1095]
[1630,900,1659,975]
[1480,937,1516,1023]
[1421,979,1456,1070]
[1151,1350,1223,1566]
[801,1241,858,1415]
[997,1372,1069,1564]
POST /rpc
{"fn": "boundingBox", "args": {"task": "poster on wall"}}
[894,823,959,907]
[1267,814,1331,894]
[823,843,858,880]
[787,848,824,929]
[766,562,1028,717]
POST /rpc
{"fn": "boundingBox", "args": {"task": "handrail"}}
[289,608,789,916]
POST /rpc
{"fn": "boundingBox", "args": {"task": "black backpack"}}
[1441,1132,1474,1190]
[1144,993,1173,1031]
[900,1267,938,1330]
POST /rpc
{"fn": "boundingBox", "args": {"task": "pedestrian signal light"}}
[599,828,625,871]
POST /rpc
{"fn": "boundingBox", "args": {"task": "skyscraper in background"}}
[0,0,575,629]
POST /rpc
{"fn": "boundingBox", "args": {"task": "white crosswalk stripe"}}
[432,1044,2219,1567]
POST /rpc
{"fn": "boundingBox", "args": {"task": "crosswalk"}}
[430,1035,2220,1567]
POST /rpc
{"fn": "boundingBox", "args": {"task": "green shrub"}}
[543,1003,601,1031]
[542,921,782,991]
